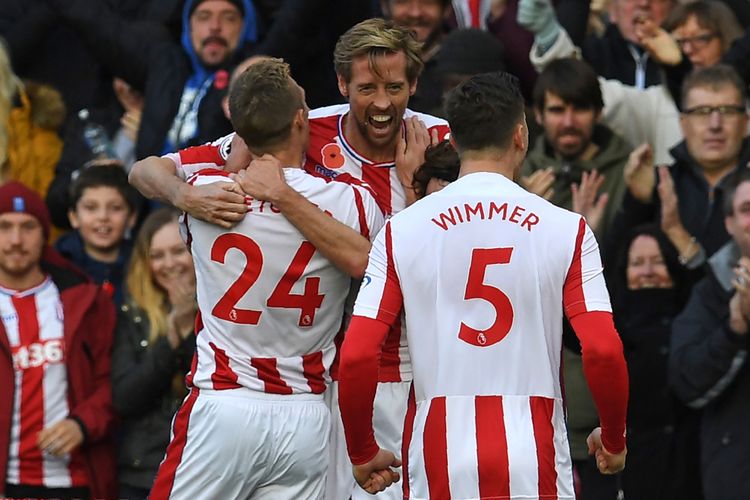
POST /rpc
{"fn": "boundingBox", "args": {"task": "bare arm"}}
[232,157,372,278]
[129,156,247,228]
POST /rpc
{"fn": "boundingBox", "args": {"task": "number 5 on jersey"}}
[460,247,515,347]
[211,233,325,327]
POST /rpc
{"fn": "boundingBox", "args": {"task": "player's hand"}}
[231,154,290,205]
[175,181,247,228]
[224,134,253,174]
[396,117,432,190]
[586,427,626,475]
[352,448,402,494]
[38,419,85,457]
[520,167,555,200]
[623,143,655,203]
[571,170,608,232]
[634,16,682,66]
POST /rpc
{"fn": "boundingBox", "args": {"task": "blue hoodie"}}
[163,0,258,153]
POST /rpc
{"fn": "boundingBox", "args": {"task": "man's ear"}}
[513,122,527,151]
[409,78,418,96]
[337,74,349,99]
[534,107,543,126]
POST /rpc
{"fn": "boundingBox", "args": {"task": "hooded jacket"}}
[43,0,257,158]
[522,123,632,244]
[0,253,117,499]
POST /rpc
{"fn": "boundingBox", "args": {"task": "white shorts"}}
[150,387,330,500]
[325,380,411,500]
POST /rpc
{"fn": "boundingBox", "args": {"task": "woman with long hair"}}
[111,208,197,499]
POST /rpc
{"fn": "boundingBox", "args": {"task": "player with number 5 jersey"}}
[149,59,383,500]
[339,73,629,499]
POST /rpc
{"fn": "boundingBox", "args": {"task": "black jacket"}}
[582,23,663,88]
[670,241,750,500]
[112,300,195,490]
[607,139,750,271]
[43,0,247,160]
[615,289,703,500]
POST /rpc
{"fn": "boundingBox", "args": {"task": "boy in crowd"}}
[55,165,138,306]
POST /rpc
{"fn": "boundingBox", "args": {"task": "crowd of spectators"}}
[1,0,750,498]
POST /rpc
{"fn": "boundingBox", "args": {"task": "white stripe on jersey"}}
[0,279,84,488]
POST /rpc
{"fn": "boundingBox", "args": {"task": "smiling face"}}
[338,51,417,159]
[626,234,674,289]
[189,0,244,67]
[68,186,135,263]
[0,212,45,285]
[148,221,194,294]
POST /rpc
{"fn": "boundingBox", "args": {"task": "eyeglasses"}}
[682,105,747,120]
[673,32,718,50]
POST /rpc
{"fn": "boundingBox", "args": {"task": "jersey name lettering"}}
[431,201,540,232]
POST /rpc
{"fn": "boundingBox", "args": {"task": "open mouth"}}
[368,114,393,129]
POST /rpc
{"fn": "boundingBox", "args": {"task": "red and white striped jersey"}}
[353,172,612,499]
[167,107,450,384]
[0,279,87,488]
[305,104,450,217]
[182,169,384,395]
[306,104,450,383]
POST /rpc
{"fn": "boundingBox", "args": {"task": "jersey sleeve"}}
[352,221,403,324]
[164,133,233,180]
[563,217,612,319]
[570,311,628,453]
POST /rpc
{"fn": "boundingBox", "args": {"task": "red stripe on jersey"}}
[13,295,44,485]
[378,223,405,382]
[250,358,293,395]
[209,342,241,390]
[563,218,588,319]
[362,164,393,216]
[302,351,326,394]
[530,396,558,497]
[402,384,416,499]
[179,144,224,167]
[424,397,451,499]
[352,187,370,240]
[475,395,510,498]
[149,388,200,500]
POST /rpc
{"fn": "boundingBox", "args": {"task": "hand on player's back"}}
[353,448,402,494]
[177,181,247,229]
[231,154,290,205]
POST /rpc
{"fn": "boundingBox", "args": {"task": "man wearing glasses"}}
[618,64,750,272]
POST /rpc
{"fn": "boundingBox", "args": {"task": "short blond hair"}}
[334,18,423,84]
